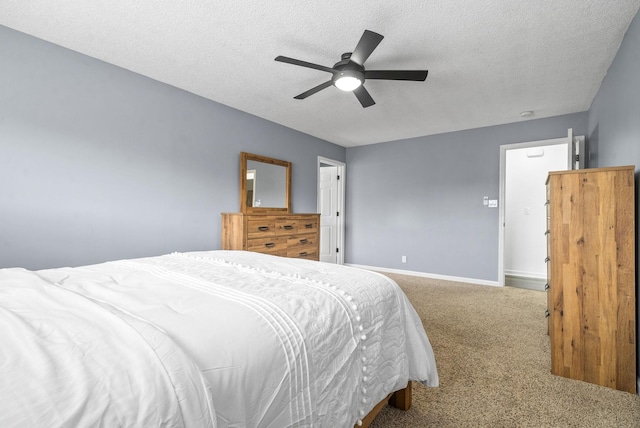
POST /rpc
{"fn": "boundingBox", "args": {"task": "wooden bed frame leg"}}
[356,382,412,428]
[388,381,412,411]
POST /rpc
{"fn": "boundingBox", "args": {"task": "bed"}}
[0,250,438,427]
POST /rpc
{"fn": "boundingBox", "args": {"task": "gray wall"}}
[586,9,640,381]
[345,112,588,281]
[0,26,345,270]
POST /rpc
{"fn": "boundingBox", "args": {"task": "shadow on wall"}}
[636,170,640,338]
[635,170,640,384]
[587,124,599,167]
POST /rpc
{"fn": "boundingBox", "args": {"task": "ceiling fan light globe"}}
[334,76,362,92]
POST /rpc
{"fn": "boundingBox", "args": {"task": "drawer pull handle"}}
[258,226,269,231]
[283,225,294,230]
[299,239,308,244]
[544,257,550,263]
[545,309,550,318]
[299,252,308,257]
[264,243,276,248]
[304,224,313,228]
[545,283,550,290]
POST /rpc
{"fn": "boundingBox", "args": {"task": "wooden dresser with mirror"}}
[221,152,320,261]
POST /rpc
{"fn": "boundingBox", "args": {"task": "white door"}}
[319,166,338,263]
[503,143,568,289]
[498,129,584,287]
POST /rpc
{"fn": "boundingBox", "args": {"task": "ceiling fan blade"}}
[353,85,375,108]
[275,56,336,74]
[294,80,333,99]
[350,30,384,66]
[364,70,428,81]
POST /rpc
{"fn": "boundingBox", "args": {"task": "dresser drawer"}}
[275,219,298,235]
[297,219,318,234]
[247,236,287,255]
[287,233,316,251]
[287,246,317,259]
[247,219,276,238]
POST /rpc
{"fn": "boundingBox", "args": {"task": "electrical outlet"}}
[488,199,498,208]
[401,256,407,263]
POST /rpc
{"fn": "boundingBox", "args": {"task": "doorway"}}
[317,157,345,264]
[498,129,584,288]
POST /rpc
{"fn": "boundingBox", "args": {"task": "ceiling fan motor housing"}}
[332,53,365,86]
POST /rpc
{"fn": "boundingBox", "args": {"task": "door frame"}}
[317,156,346,265]
[497,129,584,286]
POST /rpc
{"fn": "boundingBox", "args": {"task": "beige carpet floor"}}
[370,273,640,428]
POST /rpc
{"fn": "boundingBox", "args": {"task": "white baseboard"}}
[505,274,547,291]
[345,264,500,287]
[504,269,546,280]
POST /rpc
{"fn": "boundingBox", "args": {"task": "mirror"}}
[240,152,291,213]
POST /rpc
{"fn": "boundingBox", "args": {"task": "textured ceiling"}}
[2,1,639,147]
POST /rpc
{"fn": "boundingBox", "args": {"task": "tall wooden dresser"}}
[222,213,320,261]
[546,165,636,393]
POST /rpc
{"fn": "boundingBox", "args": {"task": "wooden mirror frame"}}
[240,152,292,214]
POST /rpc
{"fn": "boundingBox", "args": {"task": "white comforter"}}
[1,250,438,427]
[0,267,216,428]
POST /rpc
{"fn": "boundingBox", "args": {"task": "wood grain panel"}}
[546,166,635,393]
[221,213,244,250]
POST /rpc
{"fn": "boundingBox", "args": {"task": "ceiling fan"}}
[275,30,428,108]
